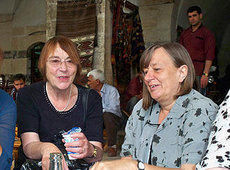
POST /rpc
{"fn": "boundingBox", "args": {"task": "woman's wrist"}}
[87,143,97,158]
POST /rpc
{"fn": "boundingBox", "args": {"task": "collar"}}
[190,23,203,32]
[166,90,194,119]
[100,83,106,94]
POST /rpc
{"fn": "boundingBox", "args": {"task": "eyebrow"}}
[49,56,71,59]
[188,14,198,17]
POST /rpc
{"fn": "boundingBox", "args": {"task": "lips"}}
[57,76,69,80]
[149,84,159,90]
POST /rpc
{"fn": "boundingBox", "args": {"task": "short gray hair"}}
[87,69,105,83]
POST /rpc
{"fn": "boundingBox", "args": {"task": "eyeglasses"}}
[47,57,75,68]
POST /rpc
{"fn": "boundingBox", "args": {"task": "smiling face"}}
[143,47,186,105]
[46,44,77,90]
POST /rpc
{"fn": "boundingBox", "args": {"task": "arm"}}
[21,132,68,170]
[196,90,230,169]
[90,159,196,170]
[0,92,17,170]
[180,98,217,167]
[201,30,216,88]
[200,60,212,88]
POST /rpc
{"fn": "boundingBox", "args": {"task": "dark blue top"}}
[0,89,17,170]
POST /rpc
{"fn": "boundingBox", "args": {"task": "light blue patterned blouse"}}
[121,89,218,168]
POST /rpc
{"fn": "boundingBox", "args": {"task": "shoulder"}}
[180,89,217,109]
[181,27,191,35]
[19,81,45,95]
[0,89,15,105]
[0,89,16,117]
[201,26,215,36]
[103,83,119,93]
[77,84,100,98]
[177,90,218,122]
[131,99,148,119]
[77,84,101,104]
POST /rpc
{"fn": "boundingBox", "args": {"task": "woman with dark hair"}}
[91,42,217,170]
[0,48,17,169]
[17,36,103,169]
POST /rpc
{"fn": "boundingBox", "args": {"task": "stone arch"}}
[27,42,45,83]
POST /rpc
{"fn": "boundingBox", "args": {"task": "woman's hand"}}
[90,159,137,170]
[40,143,69,170]
[63,132,94,159]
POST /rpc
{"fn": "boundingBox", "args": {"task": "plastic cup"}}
[62,134,79,160]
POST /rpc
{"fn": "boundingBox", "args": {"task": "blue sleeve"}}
[0,90,17,170]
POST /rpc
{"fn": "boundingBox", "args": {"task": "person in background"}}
[180,6,216,95]
[10,74,26,101]
[0,47,17,169]
[196,89,230,170]
[87,69,122,157]
[91,42,217,170]
[16,36,103,169]
[125,71,143,114]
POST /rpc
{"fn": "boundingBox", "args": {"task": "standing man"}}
[180,6,216,95]
[87,69,122,157]
[10,74,26,101]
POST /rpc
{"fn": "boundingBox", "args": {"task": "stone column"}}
[46,0,57,41]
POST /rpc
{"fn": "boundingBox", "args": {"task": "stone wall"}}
[0,0,46,81]
[138,0,174,47]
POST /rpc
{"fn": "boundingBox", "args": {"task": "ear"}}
[96,79,100,84]
[199,13,203,20]
[178,65,188,83]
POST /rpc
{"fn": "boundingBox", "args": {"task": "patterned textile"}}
[71,34,95,68]
[111,0,145,87]
[196,90,230,169]
[56,0,96,38]
[56,0,97,85]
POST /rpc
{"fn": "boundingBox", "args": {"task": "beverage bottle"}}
[49,152,63,170]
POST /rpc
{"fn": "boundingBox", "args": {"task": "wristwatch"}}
[137,160,145,170]
[202,72,209,77]
[87,144,97,158]
[91,144,97,158]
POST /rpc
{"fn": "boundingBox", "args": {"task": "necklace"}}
[46,83,72,112]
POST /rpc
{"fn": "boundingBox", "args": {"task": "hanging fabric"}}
[56,0,97,85]
[111,0,145,88]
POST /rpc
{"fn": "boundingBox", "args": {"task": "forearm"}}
[84,143,103,163]
[144,164,195,170]
[23,141,60,160]
[203,60,213,74]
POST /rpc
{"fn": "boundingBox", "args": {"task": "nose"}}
[59,61,67,70]
[144,69,155,82]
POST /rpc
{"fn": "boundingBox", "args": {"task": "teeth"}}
[151,85,156,88]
